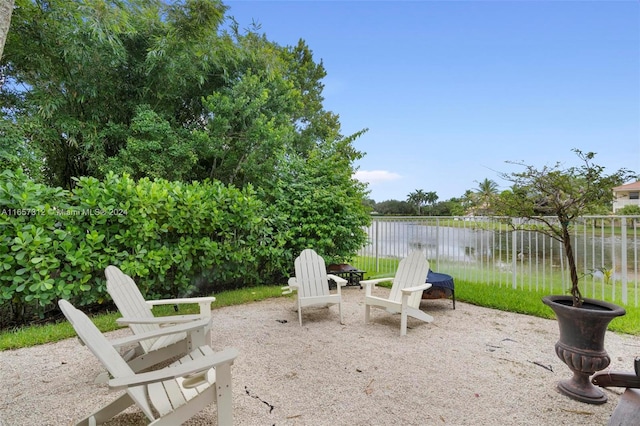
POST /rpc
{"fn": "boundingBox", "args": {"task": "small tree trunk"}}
[562,224,582,307]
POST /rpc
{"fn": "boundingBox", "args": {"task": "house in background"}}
[612,181,640,213]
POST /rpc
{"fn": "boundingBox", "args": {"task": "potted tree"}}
[496,149,635,404]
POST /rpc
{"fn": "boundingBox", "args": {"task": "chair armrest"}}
[145,296,215,306]
[327,274,348,287]
[592,371,640,388]
[108,347,239,390]
[401,283,432,294]
[109,318,211,349]
[327,274,346,296]
[360,277,395,288]
[116,314,203,326]
[145,296,215,317]
[282,277,298,295]
[362,277,394,297]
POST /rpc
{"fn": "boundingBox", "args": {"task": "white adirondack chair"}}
[282,249,347,325]
[362,250,433,336]
[58,299,238,426]
[105,265,215,373]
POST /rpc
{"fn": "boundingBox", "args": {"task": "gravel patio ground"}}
[2,286,639,425]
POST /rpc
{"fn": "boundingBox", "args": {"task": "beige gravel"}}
[2,286,640,426]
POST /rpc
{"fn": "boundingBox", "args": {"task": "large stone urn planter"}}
[542,295,626,404]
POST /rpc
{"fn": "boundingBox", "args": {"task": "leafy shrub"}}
[270,148,371,266]
[0,170,283,326]
[617,205,640,215]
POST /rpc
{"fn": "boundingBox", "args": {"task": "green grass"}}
[0,285,289,351]
[378,278,640,334]
[356,259,640,335]
[456,280,640,335]
[2,277,639,351]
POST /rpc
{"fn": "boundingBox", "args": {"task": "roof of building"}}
[613,181,640,191]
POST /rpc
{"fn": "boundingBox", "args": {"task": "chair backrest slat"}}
[295,249,330,298]
[388,250,430,307]
[106,265,157,353]
[58,299,156,419]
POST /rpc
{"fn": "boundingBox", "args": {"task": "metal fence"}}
[356,216,640,307]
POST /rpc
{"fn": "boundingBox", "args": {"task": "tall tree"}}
[194,67,299,188]
[375,199,415,215]
[407,190,438,215]
[1,0,370,263]
[476,178,499,197]
[2,0,231,187]
[407,189,427,215]
[0,0,12,60]
[424,191,439,214]
[474,178,499,215]
[271,136,370,264]
[2,0,366,192]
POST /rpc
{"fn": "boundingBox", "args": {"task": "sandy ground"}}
[2,286,640,426]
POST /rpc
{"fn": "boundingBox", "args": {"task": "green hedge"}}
[0,169,283,325]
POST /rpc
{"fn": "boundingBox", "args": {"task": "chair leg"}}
[338,302,343,325]
[407,308,434,324]
[94,371,110,384]
[76,393,135,426]
[401,294,409,336]
[298,304,303,326]
[215,363,234,426]
[400,309,408,336]
[364,304,371,324]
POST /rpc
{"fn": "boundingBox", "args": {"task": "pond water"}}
[362,220,638,270]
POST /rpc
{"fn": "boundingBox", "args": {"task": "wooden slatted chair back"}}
[294,249,331,298]
[105,265,158,353]
[59,299,225,422]
[58,299,156,419]
[387,250,430,308]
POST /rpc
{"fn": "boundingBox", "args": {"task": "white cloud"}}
[354,170,402,184]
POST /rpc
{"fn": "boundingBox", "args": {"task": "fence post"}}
[621,217,628,305]
[358,215,639,307]
[375,219,379,272]
[512,228,518,289]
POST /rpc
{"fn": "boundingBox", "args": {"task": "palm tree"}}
[475,178,499,214]
[461,190,476,215]
[424,191,439,215]
[407,189,427,215]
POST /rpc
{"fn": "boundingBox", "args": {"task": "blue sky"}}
[224,0,640,203]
